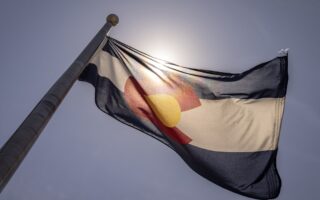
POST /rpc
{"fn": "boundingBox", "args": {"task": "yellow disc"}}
[145,94,181,127]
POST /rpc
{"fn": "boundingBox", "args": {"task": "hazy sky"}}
[1,0,320,199]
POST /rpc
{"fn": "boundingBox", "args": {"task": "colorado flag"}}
[79,37,288,199]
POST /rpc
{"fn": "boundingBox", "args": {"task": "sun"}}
[152,48,175,63]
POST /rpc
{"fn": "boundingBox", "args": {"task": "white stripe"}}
[177,98,285,152]
[89,50,130,92]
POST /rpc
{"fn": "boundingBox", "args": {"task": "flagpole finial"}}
[107,14,119,26]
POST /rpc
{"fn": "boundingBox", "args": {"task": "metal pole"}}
[0,14,119,193]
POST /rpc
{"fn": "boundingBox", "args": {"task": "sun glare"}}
[144,38,178,65]
[152,48,174,63]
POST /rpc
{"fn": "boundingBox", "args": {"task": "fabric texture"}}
[79,37,288,199]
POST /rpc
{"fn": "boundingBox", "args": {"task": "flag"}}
[79,37,288,199]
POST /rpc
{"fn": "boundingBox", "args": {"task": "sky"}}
[0,0,320,199]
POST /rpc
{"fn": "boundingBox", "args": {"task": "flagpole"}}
[0,14,119,193]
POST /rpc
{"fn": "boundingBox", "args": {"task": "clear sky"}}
[0,0,320,199]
